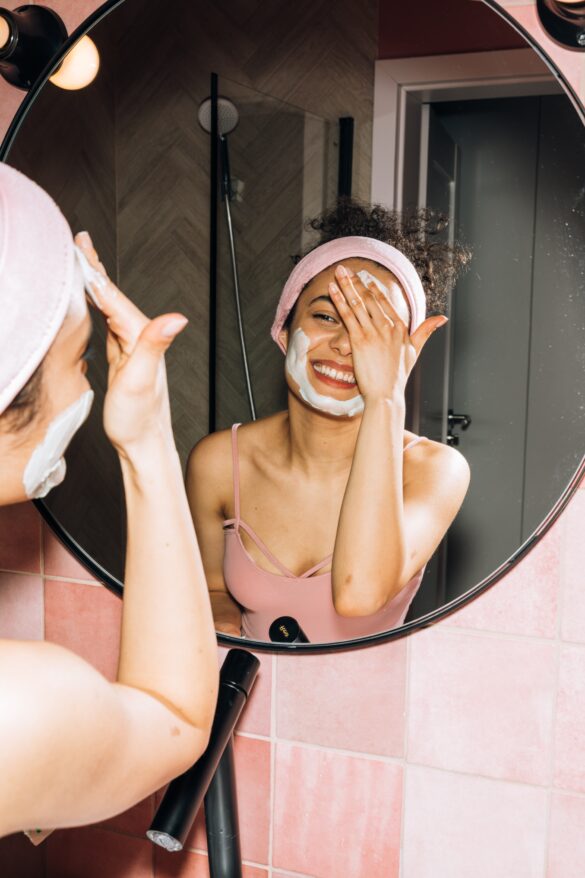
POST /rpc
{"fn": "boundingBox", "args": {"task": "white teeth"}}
[313,363,356,385]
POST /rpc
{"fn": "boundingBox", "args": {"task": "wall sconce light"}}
[0,5,100,91]
[537,0,585,49]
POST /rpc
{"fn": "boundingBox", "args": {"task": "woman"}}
[0,164,218,838]
[187,201,471,642]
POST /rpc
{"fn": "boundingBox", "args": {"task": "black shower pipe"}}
[338,116,354,197]
[147,648,260,873]
[209,72,219,434]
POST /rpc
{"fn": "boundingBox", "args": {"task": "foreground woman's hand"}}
[75,231,185,459]
[328,265,447,402]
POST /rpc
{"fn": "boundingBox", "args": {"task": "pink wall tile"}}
[171,735,271,866]
[0,831,45,878]
[402,765,548,878]
[98,795,154,838]
[154,847,267,877]
[443,517,560,638]
[0,503,40,573]
[218,646,272,737]
[553,644,585,793]
[43,523,97,582]
[408,629,557,785]
[276,640,406,756]
[273,742,403,878]
[559,489,585,643]
[547,791,585,878]
[0,571,43,640]
[44,579,122,680]
[45,827,153,877]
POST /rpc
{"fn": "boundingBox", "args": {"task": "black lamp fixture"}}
[537,0,585,49]
[0,5,99,90]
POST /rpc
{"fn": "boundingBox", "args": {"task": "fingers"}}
[410,315,449,357]
[75,231,148,353]
[121,314,188,392]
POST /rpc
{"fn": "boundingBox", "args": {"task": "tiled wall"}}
[1,2,585,876]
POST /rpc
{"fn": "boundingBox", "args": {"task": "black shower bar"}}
[147,648,260,870]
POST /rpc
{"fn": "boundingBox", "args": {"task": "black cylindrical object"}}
[147,649,260,852]
[338,116,354,198]
[204,739,241,877]
[0,5,67,90]
[269,616,309,644]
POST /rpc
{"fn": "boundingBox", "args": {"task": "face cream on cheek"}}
[23,389,94,499]
[285,329,364,417]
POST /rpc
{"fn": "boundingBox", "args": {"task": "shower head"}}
[198,96,239,136]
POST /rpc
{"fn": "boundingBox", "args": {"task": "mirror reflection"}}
[5,0,585,645]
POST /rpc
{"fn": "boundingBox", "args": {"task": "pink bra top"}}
[223,424,427,642]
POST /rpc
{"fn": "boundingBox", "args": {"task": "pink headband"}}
[0,163,85,415]
[270,235,427,353]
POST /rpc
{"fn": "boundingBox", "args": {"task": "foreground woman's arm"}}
[0,236,218,836]
[329,268,470,617]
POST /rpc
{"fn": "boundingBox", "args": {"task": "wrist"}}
[118,435,181,486]
[363,391,405,411]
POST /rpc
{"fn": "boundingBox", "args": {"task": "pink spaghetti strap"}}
[231,423,242,521]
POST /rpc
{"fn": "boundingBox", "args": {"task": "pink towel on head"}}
[0,163,85,415]
[270,235,427,353]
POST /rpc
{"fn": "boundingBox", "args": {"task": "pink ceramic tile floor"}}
[44,578,122,680]
[547,791,585,878]
[45,827,153,878]
[0,502,40,573]
[553,644,585,793]
[273,742,403,878]
[443,516,560,638]
[276,639,407,756]
[402,765,548,878]
[408,628,557,785]
[0,571,43,640]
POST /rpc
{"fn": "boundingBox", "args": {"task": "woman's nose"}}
[330,327,351,356]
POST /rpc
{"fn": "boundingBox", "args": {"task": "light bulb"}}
[0,15,10,50]
[49,35,99,90]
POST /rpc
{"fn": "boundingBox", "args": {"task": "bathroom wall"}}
[1,2,585,876]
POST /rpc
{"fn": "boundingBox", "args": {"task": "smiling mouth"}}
[311,361,357,389]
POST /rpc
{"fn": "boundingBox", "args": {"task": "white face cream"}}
[23,389,94,499]
[285,329,364,417]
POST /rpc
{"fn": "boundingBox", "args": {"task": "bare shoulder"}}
[405,435,470,496]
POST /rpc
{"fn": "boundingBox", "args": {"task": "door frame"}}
[372,48,561,209]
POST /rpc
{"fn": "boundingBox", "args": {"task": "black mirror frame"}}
[1,0,584,653]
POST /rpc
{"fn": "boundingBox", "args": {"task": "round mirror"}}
[2,0,584,650]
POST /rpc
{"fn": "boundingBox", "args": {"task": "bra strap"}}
[231,423,242,522]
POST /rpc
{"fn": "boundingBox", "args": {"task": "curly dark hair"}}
[303,197,472,314]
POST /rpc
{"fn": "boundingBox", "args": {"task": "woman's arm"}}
[329,267,470,617]
[0,236,218,836]
[186,433,243,638]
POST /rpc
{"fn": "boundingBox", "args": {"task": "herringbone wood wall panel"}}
[5,0,378,581]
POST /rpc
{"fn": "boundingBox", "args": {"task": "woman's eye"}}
[313,312,337,324]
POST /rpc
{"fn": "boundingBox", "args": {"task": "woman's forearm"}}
[332,394,407,616]
[117,437,218,730]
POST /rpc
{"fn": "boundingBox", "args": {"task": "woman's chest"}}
[230,472,346,577]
